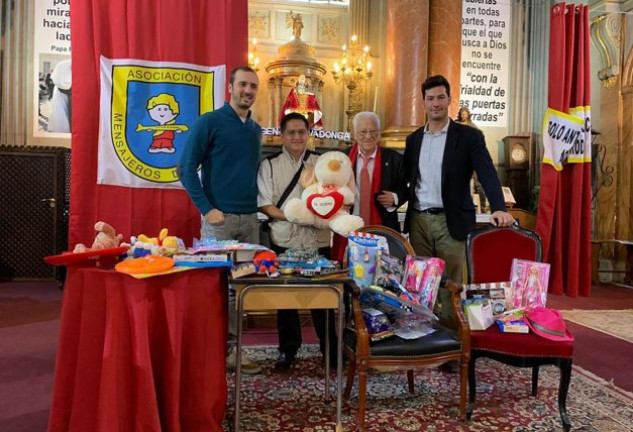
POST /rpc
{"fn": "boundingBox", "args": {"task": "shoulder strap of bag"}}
[275,150,312,209]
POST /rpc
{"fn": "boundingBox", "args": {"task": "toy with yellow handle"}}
[132,229,184,257]
[157,228,183,255]
[137,234,159,245]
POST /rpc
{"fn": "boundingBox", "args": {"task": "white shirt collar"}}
[424,118,450,134]
[358,145,378,160]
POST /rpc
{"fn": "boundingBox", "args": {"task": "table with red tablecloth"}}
[47,267,228,432]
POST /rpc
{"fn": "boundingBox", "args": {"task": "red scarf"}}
[348,143,383,226]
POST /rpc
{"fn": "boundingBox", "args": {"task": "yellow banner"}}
[541,106,591,171]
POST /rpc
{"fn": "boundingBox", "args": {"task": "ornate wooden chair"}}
[466,224,574,432]
[508,208,537,230]
[343,225,470,429]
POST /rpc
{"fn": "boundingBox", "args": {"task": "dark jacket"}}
[403,120,505,240]
[345,146,407,232]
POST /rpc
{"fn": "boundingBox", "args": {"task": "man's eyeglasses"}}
[358,130,379,137]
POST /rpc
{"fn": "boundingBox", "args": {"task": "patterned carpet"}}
[226,346,633,432]
[562,309,633,343]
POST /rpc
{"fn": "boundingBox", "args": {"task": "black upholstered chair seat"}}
[344,326,461,357]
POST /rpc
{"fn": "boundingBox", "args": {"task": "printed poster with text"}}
[460,0,511,128]
[33,0,71,137]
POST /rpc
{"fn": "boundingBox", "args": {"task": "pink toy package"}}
[402,256,445,309]
[510,259,550,310]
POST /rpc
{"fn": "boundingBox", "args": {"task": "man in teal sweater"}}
[178,66,262,374]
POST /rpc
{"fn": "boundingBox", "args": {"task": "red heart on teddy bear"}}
[307,190,344,219]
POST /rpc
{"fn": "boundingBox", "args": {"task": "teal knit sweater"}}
[178,103,262,215]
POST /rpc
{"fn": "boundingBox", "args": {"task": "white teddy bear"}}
[284,151,364,237]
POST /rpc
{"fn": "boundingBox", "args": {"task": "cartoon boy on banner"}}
[137,94,189,154]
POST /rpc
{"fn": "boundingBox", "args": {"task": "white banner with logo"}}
[541,106,591,171]
[97,57,225,188]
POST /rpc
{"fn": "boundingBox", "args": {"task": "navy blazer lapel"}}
[412,130,423,183]
[442,120,459,185]
[379,147,386,189]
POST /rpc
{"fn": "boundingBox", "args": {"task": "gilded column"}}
[382,0,430,147]
[268,78,277,129]
[275,77,283,126]
[428,0,462,119]
[349,0,370,46]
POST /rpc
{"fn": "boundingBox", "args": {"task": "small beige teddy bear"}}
[284,151,364,237]
[73,221,124,253]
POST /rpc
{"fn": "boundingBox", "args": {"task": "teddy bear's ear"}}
[301,166,317,188]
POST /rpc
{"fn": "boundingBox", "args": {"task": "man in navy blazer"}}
[403,75,514,282]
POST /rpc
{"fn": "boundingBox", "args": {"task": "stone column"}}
[382,0,430,147]
[428,0,463,119]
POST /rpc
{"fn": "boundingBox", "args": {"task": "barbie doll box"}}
[402,256,445,309]
[510,259,550,310]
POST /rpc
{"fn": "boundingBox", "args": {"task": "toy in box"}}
[510,259,550,310]
[402,256,445,309]
[373,253,405,288]
[359,286,437,323]
[462,281,513,316]
[463,300,494,330]
[277,248,338,276]
[190,237,269,262]
[383,277,419,305]
[362,308,391,332]
[361,308,395,342]
[495,309,529,333]
[347,233,389,288]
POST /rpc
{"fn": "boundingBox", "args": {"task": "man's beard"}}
[236,94,254,109]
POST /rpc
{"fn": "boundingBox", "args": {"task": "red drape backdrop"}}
[536,3,592,297]
[69,0,247,247]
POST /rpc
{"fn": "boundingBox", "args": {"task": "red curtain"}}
[536,3,592,297]
[69,0,247,247]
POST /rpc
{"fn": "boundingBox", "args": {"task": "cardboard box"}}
[464,301,494,330]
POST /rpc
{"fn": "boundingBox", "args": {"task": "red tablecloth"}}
[48,267,228,432]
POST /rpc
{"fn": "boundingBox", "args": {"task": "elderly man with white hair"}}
[345,111,407,231]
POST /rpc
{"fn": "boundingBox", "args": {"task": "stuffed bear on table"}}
[73,221,125,253]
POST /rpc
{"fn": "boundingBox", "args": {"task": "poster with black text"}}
[460,0,511,128]
[33,0,71,137]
